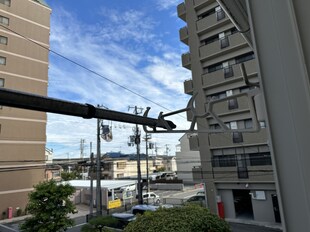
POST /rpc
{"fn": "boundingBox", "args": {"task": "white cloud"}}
[156,0,183,10]
[47,6,190,158]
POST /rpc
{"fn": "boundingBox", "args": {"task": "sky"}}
[44,0,192,159]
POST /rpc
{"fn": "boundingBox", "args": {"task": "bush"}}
[16,208,22,217]
[81,215,120,232]
[124,205,231,232]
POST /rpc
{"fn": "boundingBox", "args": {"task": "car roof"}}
[131,204,158,211]
[112,213,136,221]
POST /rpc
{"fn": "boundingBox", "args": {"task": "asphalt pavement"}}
[0,187,283,232]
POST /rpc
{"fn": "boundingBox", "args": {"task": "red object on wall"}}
[217,202,225,219]
[7,207,13,219]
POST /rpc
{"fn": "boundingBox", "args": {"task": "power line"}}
[0,24,172,112]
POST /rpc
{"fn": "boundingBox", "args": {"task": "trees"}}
[124,205,231,232]
[61,170,82,181]
[20,180,77,232]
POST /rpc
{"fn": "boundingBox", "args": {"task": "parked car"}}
[131,204,158,215]
[185,195,206,206]
[142,192,161,204]
[196,190,205,196]
[111,213,136,229]
[131,204,173,215]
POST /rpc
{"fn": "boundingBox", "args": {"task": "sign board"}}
[108,199,121,209]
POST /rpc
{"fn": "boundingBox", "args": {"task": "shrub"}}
[124,204,231,232]
[81,215,119,232]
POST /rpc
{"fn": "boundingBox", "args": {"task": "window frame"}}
[0,15,9,25]
[0,0,10,7]
[0,56,6,65]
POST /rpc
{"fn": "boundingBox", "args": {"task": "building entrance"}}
[233,189,254,219]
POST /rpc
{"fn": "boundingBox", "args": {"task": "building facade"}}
[175,134,201,184]
[0,0,50,217]
[177,0,280,224]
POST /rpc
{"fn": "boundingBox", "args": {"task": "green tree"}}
[61,170,81,181]
[20,180,77,232]
[124,205,231,232]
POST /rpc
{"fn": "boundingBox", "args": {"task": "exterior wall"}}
[217,183,277,223]
[176,134,201,184]
[0,0,50,217]
[177,0,277,224]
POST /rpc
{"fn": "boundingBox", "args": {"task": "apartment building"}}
[177,0,280,224]
[102,156,155,180]
[0,0,50,216]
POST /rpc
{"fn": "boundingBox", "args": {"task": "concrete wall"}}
[218,189,236,218]
[251,190,277,223]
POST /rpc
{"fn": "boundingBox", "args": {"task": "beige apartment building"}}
[0,0,50,216]
[177,0,280,224]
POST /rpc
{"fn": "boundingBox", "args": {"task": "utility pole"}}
[128,106,143,204]
[143,133,153,193]
[96,114,102,215]
[90,152,94,215]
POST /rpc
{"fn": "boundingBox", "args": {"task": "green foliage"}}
[124,205,231,232]
[2,211,6,219]
[20,180,77,232]
[81,215,119,232]
[16,208,22,217]
[61,170,82,181]
[156,167,166,172]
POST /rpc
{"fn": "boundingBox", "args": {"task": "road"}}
[0,188,282,232]
[230,222,282,232]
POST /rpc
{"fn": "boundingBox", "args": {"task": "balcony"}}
[208,128,268,148]
[196,11,230,34]
[188,134,200,151]
[202,59,258,87]
[210,95,250,115]
[182,52,191,70]
[199,33,249,62]
[184,79,194,95]
[179,26,189,45]
[177,2,186,21]
[193,0,213,9]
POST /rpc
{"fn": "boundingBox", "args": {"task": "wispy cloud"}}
[156,0,183,10]
[47,5,190,158]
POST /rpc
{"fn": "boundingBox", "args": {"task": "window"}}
[220,33,229,48]
[245,119,253,129]
[0,56,6,65]
[235,52,255,64]
[212,155,236,167]
[215,6,225,21]
[197,9,215,20]
[226,121,238,129]
[249,153,272,166]
[233,132,243,143]
[228,98,239,110]
[117,162,126,169]
[224,66,234,78]
[0,78,4,87]
[0,0,10,6]
[0,15,9,25]
[0,36,7,45]
[259,121,266,128]
[201,34,218,46]
[205,62,223,74]
[117,173,124,178]
[226,90,233,96]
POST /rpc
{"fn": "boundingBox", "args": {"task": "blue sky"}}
[44,0,191,158]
